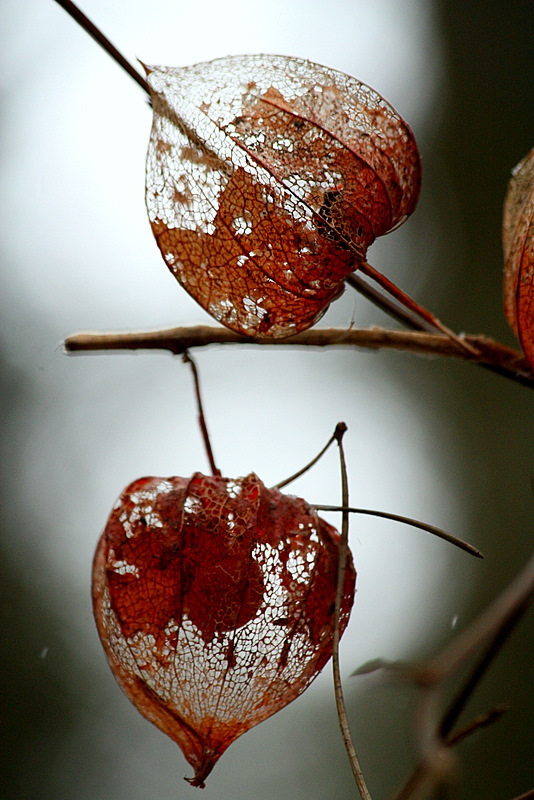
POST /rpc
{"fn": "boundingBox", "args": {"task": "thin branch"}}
[391,548,534,800]
[312,506,483,559]
[332,424,373,800]
[511,789,534,800]
[182,352,220,477]
[53,0,150,96]
[358,261,479,357]
[429,549,534,687]
[445,705,508,747]
[391,755,455,800]
[272,429,338,489]
[64,325,534,388]
[345,274,434,332]
[436,560,534,743]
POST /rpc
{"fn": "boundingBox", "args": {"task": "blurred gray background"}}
[1,1,533,798]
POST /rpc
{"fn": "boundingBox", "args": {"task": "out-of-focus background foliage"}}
[1,1,533,798]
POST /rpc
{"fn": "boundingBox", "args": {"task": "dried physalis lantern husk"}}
[503,146,534,370]
[92,472,355,787]
[145,54,421,338]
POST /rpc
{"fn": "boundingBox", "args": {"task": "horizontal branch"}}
[64,324,534,388]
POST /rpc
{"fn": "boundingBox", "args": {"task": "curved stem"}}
[272,429,337,489]
[511,789,534,800]
[332,424,373,800]
[312,506,482,559]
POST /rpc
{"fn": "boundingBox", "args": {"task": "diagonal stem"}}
[358,261,479,356]
[345,273,434,332]
[511,789,534,800]
[445,705,508,747]
[272,429,337,489]
[53,0,150,96]
[438,563,534,741]
[392,548,534,800]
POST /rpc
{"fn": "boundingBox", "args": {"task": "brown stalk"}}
[332,424,373,800]
[345,274,435,332]
[270,423,371,796]
[511,789,534,800]
[272,429,338,490]
[182,352,220,477]
[312,506,482,559]
[444,705,508,747]
[53,0,150,95]
[358,261,480,357]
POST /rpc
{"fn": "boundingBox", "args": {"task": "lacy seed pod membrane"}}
[92,472,356,787]
[503,147,534,370]
[145,54,421,338]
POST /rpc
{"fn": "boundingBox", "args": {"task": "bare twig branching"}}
[384,548,534,799]
[53,6,533,798]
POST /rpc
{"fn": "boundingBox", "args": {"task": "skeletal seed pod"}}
[92,471,356,787]
[145,54,421,338]
[503,146,534,370]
